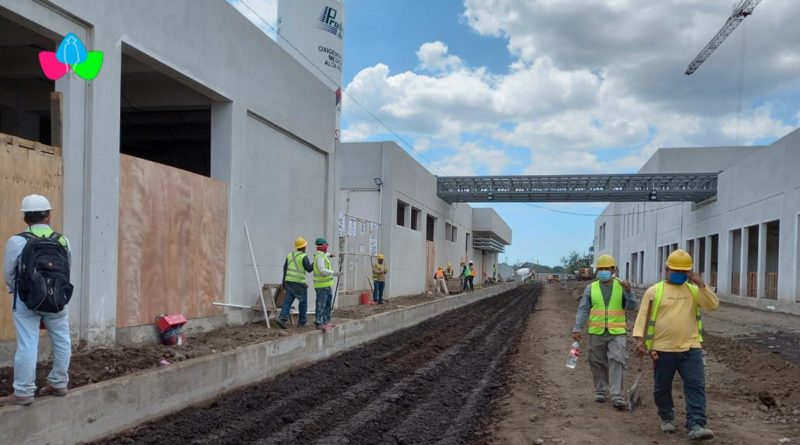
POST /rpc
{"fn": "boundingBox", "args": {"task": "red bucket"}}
[359,292,372,305]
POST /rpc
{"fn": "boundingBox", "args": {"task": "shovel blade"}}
[627,372,643,413]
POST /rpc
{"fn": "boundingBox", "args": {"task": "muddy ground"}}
[490,281,800,445]
[94,283,540,444]
[0,290,449,397]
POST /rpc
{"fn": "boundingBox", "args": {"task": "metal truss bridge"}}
[436,173,719,203]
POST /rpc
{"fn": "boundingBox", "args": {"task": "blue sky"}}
[230,0,800,267]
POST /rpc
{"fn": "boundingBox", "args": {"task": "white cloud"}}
[341,1,800,176]
[417,41,463,72]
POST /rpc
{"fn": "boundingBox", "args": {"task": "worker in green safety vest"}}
[312,237,340,332]
[633,249,719,441]
[572,254,637,410]
[276,237,314,329]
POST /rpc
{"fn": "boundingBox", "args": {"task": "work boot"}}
[594,394,607,403]
[0,394,34,406]
[275,319,288,329]
[687,425,714,441]
[38,386,68,397]
[612,398,627,410]
[660,421,676,434]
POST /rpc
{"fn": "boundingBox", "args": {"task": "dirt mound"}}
[95,284,541,444]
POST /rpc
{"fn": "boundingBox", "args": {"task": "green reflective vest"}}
[312,252,334,289]
[28,226,67,247]
[588,280,626,335]
[645,281,702,350]
[285,251,307,284]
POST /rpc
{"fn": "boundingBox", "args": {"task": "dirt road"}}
[490,282,800,444]
[96,284,541,444]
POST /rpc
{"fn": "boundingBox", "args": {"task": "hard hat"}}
[595,254,616,268]
[666,249,693,271]
[315,237,327,245]
[377,253,384,260]
[469,260,474,264]
[20,194,52,212]
[294,237,308,249]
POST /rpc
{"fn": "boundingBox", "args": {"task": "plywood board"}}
[0,136,63,341]
[117,155,227,327]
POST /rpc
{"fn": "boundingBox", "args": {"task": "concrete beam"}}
[0,283,519,445]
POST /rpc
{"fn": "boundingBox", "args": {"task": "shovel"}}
[627,355,644,412]
[628,299,654,413]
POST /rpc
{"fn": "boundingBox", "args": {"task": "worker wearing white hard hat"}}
[1,195,73,407]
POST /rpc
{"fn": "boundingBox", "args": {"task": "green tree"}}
[561,247,594,273]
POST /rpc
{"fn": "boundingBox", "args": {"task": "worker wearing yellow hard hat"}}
[633,249,719,440]
[372,253,388,304]
[572,254,637,410]
[276,237,314,328]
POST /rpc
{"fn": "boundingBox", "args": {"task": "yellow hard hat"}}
[595,254,615,268]
[377,253,384,260]
[666,249,693,271]
[294,237,307,249]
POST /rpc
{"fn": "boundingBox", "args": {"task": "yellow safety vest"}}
[645,281,702,350]
[285,252,307,284]
[373,263,387,281]
[28,226,67,247]
[312,252,334,289]
[588,280,626,335]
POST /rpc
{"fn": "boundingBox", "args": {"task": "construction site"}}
[1,0,799,444]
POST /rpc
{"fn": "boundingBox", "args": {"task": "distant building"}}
[595,128,800,313]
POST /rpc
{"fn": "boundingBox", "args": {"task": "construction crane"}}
[685,0,762,75]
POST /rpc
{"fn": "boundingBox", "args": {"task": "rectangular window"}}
[452,226,458,243]
[396,200,408,227]
[426,215,435,241]
[411,207,420,231]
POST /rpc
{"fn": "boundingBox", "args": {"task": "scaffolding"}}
[436,173,718,203]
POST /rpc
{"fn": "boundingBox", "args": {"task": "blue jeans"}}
[653,348,707,430]
[279,283,308,326]
[12,299,71,397]
[373,281,385,303]
[314,287,333,326]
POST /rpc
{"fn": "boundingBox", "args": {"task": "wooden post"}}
[50,91,63,155]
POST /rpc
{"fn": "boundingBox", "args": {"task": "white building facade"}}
[595,128,800,314]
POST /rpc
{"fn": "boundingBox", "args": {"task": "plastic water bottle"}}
[566,341,581,369]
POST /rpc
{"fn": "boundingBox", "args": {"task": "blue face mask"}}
[669,272,688,285]
[597,270,613,282]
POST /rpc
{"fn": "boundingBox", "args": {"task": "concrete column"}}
[740,227,749,297]
[719,231,732,295]
[704,235,713,285]
[77,28,123,345]
[757,222,767,299]
[692,239,701,273]
[211,101,234,309]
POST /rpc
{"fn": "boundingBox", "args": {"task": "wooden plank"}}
[116,155,227,328]
[50,91,63,155]
[0,141,63,341]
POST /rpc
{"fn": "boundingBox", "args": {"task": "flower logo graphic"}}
[39,33,103,81]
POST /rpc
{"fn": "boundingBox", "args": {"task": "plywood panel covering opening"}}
[0,133,63,341]
[117,154,226,328]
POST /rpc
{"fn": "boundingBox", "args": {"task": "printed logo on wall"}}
[317,6,343,39]
[39,32,104,81]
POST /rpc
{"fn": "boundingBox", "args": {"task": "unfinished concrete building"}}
[0,0,336,351]
[595,128,800,313]
[336,142,511,304]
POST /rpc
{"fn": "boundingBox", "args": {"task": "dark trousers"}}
[653,348,707,430]
[279,282,308,326]
[466,276,474,290]
[372,281,385,303]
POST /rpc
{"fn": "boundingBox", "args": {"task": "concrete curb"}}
[0,283,519,445]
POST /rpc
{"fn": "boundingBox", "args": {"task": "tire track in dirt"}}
[97,284,540,445]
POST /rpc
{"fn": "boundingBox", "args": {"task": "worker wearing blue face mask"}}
[632,249,719,441]
[572,254,637,410]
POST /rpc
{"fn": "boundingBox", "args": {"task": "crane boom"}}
[685,0,762,75]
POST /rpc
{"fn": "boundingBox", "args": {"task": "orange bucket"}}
[359,292,372,305]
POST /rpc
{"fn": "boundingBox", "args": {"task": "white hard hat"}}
[20,194,52,212]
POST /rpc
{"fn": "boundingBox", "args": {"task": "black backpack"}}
[14,231,73,313]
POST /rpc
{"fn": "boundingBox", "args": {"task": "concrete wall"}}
[0,282,519,445]
[0,0,335,343]
[596,129,800,310]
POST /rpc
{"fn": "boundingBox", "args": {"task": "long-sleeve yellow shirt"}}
[632,281,719,352]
